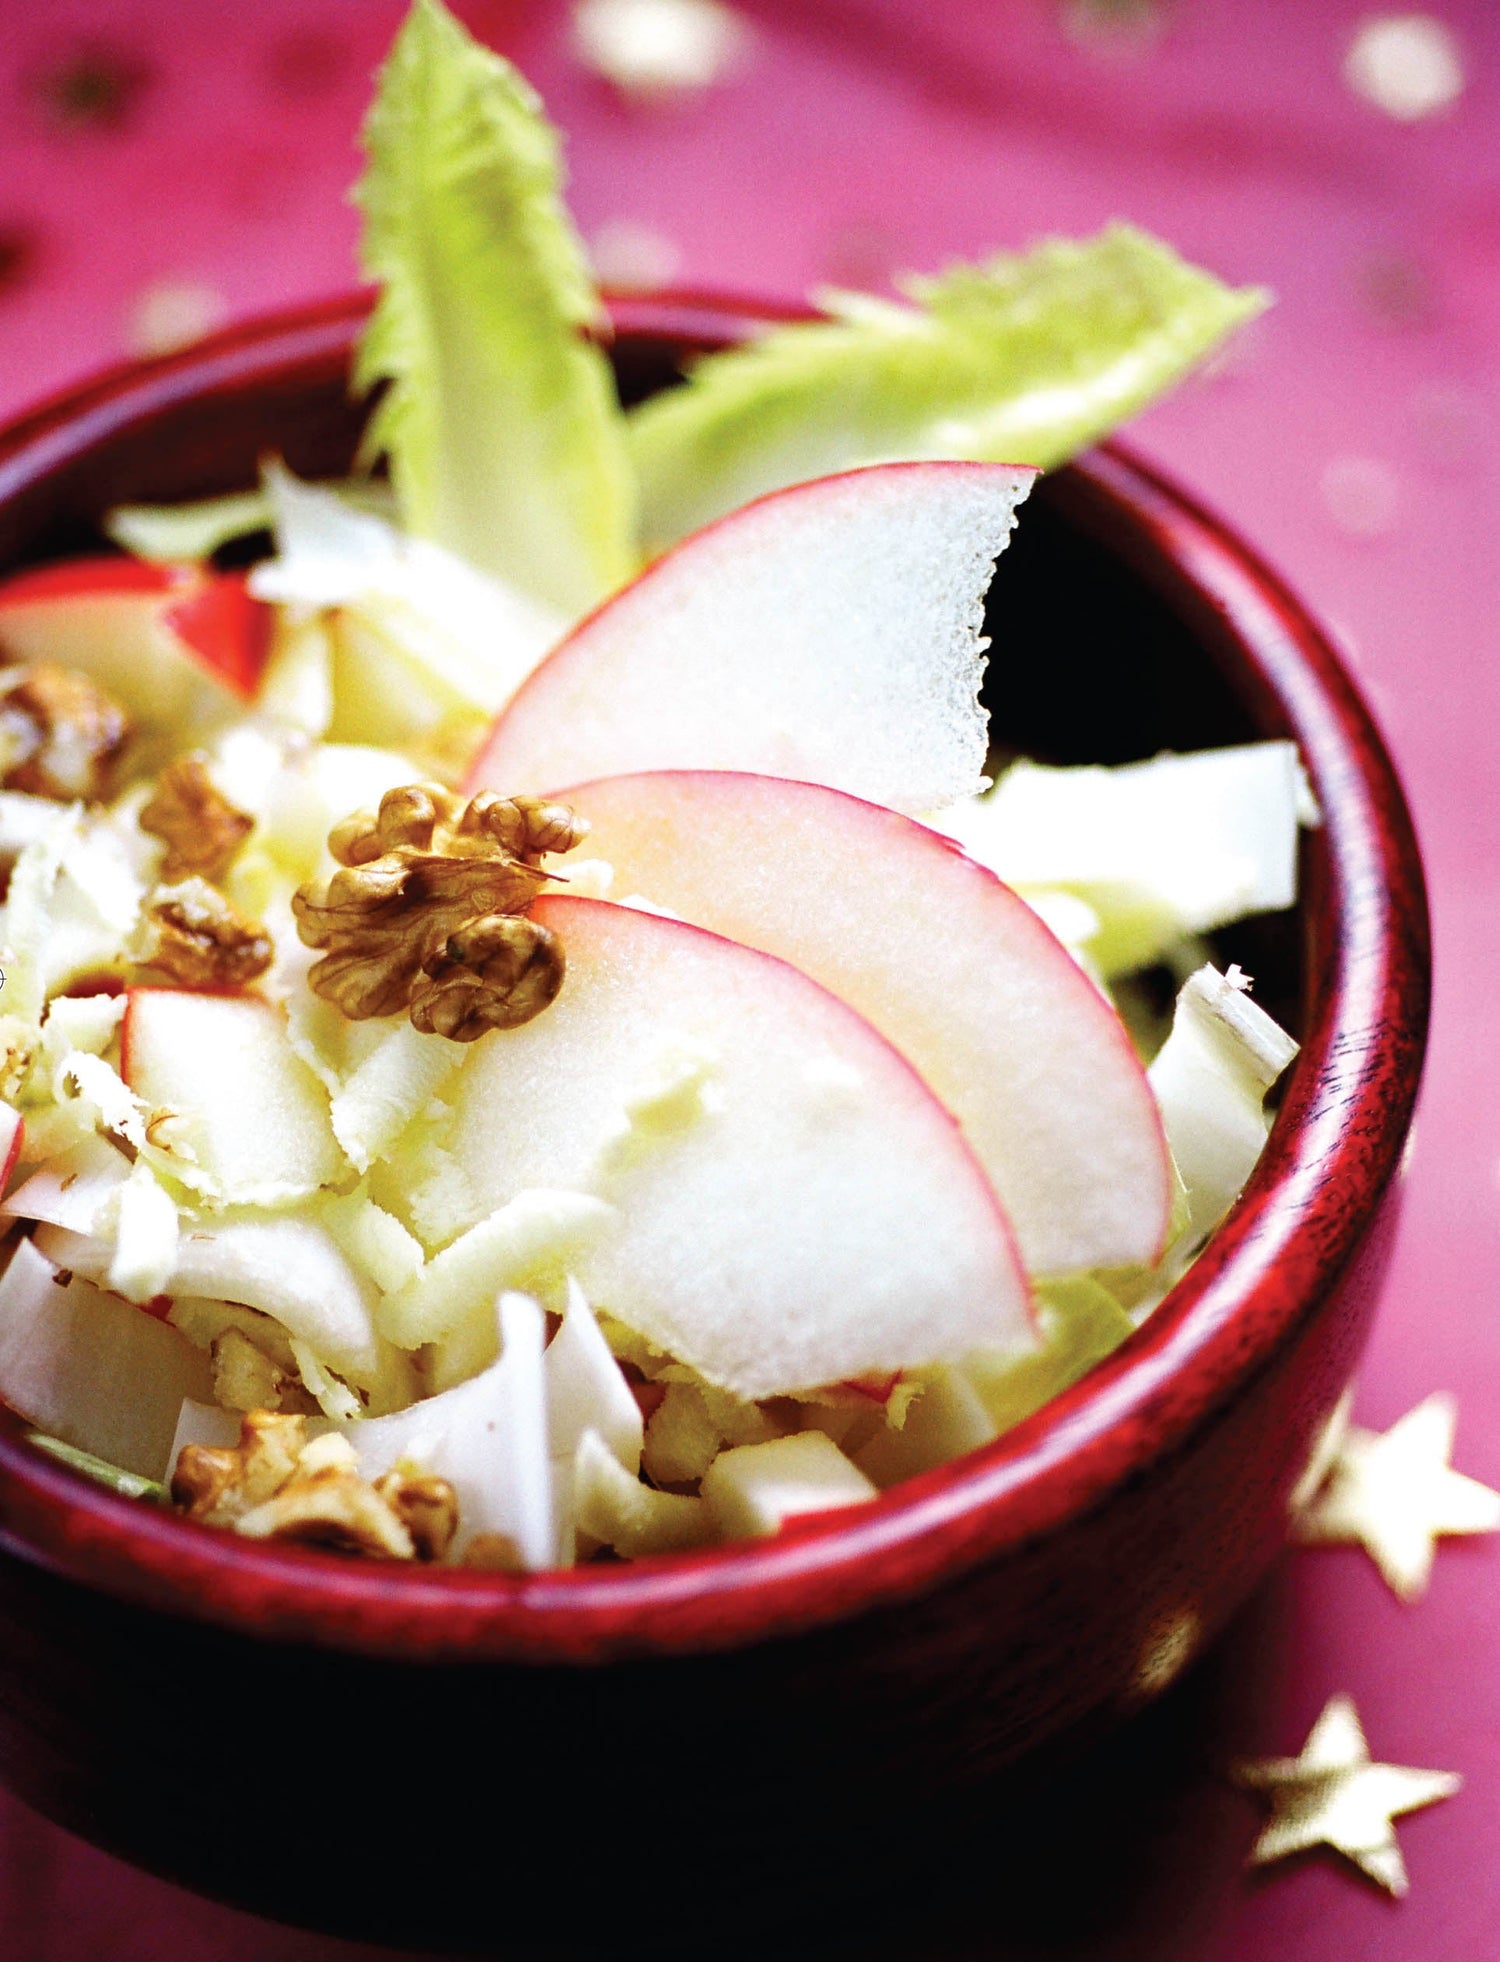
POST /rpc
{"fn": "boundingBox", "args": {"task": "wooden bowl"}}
[0,294,1429,1948]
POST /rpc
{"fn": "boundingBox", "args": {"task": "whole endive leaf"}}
[629,224,1267,548]
[354,0,636,613]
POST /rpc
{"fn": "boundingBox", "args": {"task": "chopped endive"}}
[934,741,1313,976]
[961,1274,1137,1434]
[377,1189,619,1348]
[249,462,566,724]
[105,487,277,564]
[544,1277,643,1473]
[105,477,399,565]
[0,1236,211,1478]
[1148,963,1299,1259]
[35,1214,384,1390]
[628,224,1267,548]
[353,0,637,613]
[343,1290,556,1566]
[573,1426,714,1558]
[2,1135,133,1237]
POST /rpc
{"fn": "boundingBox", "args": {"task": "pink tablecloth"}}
[0,2,1496,1955]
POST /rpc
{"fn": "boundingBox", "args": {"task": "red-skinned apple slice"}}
[121,989,344,1203]
[0,1235,211,1478]
[0,1103,22,1194]
[467,461,1034,817]
[0,556,272,724]
[447,895,1033,1400]
[556,770,1172,1275]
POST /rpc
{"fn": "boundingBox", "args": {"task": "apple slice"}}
[701,1431,878,1538]
[0,1103,22,1193]
[0,556,272,726]
[468,461,1034,817]
[122,989,345,1204]
[0,1236,212,1478]
[446,896,1032,1400]
[557,770,1172,1275]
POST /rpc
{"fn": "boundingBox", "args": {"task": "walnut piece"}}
[0,662,131,801]
[293,783,585,1039]
[461,1532,526,1573]
[173,1409,306,1521]
[375,1469,459,1563]
[132,876,274,989]
[211,1328,299,1414]
[172,1412,460,1563]
[236,1459,416,1561]
[139,753,254,882]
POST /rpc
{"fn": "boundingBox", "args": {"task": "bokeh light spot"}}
[1344,15,1465,122]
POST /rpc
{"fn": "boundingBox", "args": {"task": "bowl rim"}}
[0,291,1430,1664]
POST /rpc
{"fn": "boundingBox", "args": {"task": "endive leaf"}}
[629,224,1267,548]
[353,0,636,612]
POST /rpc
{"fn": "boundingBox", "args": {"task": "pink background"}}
[0,1,1496,1954]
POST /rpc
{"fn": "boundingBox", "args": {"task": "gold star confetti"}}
[1293,1392,1500,1601]
[1234,1694,1459,1896]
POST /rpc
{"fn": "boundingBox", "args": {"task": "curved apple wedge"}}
[0,556,272,726]
[468,461,1034,817]
[448,896,1033,1400]
[557,771,1173,1276]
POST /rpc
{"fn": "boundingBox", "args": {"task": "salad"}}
[0,0,1303,1573]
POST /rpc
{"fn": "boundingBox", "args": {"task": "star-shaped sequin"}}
[1293,1392,1500,1601]
[1234,1694,1460,1895]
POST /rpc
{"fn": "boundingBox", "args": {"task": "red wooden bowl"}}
[0,295,1428,1948]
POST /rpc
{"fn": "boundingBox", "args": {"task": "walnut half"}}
[0,662,131,801]
[292,783,584,1040]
